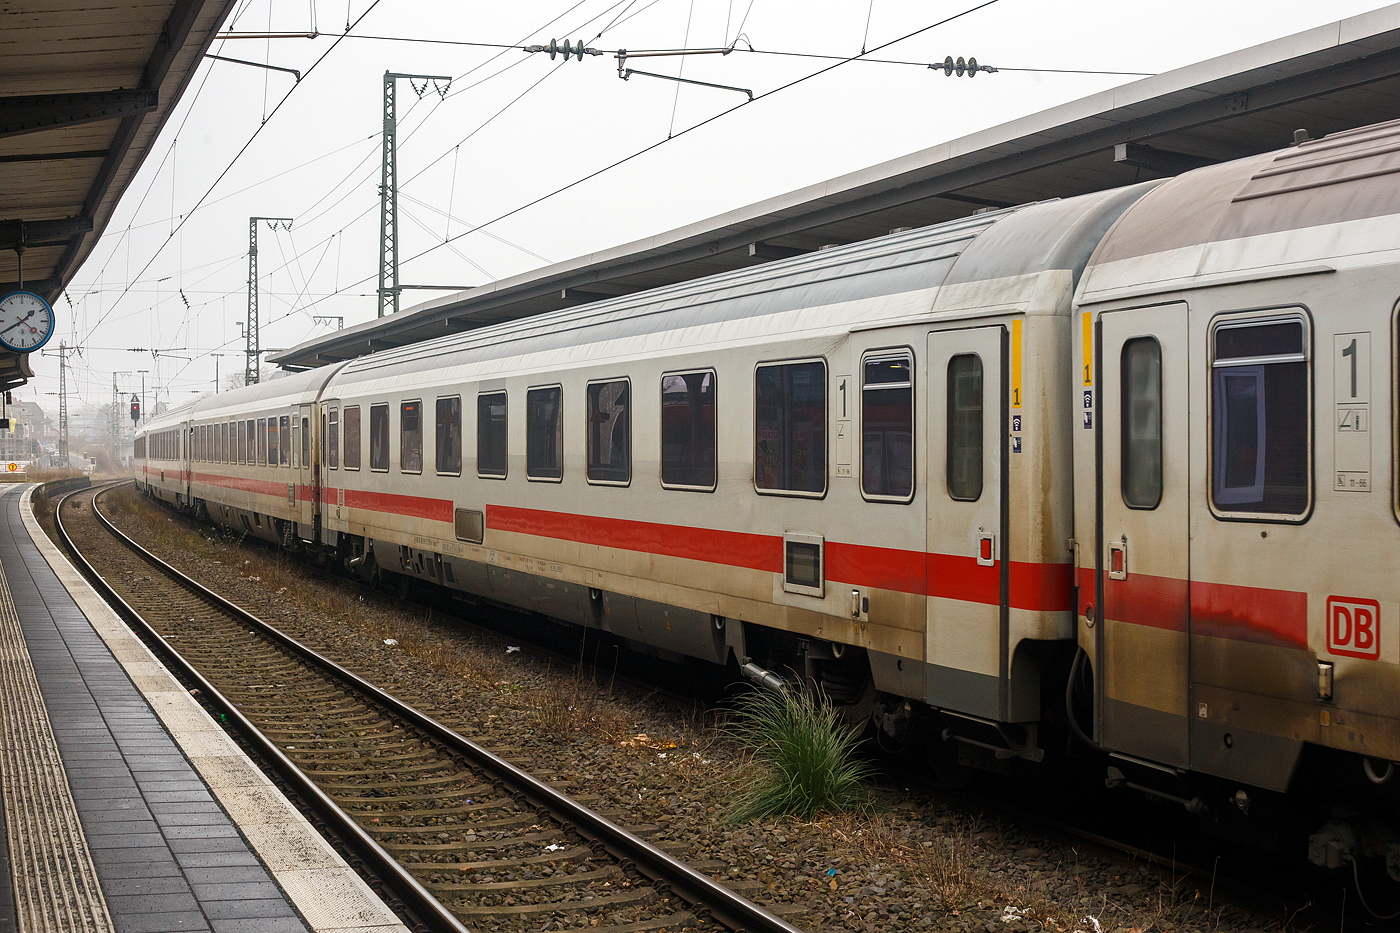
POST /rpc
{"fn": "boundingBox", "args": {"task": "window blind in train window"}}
[436,397,461,475]
[527,387,563,480]
[862,353,913,500]
[328,409,339,469]
[1121,338,1163,509]
[370,404,389,471]
[947,354,984,501]
[400,401,423,473]
[1211,317,1309,515]
[257,419,268,465]
[661,371,716,490]
[343,407,361,469]
[280,415,291,468]
[477,393,507,478]
[587,380,630,484]
[755,361,826,494]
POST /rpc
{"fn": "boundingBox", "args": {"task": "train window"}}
[478,392,508,478]
[436,396,461,476]
[267,418,279,466]
[526,386,563,481]
[370,404,389,471]
[947,354,984,501]
[280,415,291,468]
[661,371,716,490]
[1210,316,1310,516]
[755,360,826,495]
[328,409,339,469]
[242,421,251,464]
[344,406,361,470]
[1121,338,1163,509]
[862,352,914,501]
[400,400,423,474]
[587,379,630,485]
[257,419,267,465]
[300,416,309,468]
[783,533,824,597]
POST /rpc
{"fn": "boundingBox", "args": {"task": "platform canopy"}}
[0,0,236,390]
[274,5,1400,370]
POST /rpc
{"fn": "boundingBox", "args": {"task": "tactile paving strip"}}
[0,549,116,933]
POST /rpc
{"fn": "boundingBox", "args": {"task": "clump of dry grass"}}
[528,671,633,739]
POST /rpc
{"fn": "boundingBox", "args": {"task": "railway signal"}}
[130,395,140,422]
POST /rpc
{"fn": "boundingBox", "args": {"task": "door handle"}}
[1108,539,1128,581]
[977,530,996,567]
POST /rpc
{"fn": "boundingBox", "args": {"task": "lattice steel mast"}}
[58,342,68,464]
[246,216,293,385]
[378,71,450,318]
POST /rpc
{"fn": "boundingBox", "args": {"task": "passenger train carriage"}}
[137,119,1400,891]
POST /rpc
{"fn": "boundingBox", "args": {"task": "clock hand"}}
[0,310,35,336]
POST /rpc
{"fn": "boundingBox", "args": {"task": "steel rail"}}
[72,484,805,933]
[52,483,471,933]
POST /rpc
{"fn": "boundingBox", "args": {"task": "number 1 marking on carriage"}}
[1334,333,1371,492]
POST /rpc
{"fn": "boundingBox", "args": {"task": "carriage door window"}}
[280,415,291,468]
[300,416,310,467]
[370,404,389,471]
[477,392,507,478]
[1121,338,1163,509]
[587,379,630,484]
[661,371,716,490]
[1211,317,1310,515]
[862,352,914,501]
[436,397,461,475]
[326,409,338,468]
[947,354,984,500]
[527,387,563,480]
[755,360,826,495]
[400,400,423,473]
[343,407,361,470]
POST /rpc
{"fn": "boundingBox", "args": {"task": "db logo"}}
[1327,596,1381,660]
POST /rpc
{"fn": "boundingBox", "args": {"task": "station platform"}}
[0,484,410,933]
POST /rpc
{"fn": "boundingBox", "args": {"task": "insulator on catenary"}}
[936,55,998,76]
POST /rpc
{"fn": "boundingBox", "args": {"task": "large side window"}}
[257,418,268,466]
[587,379,630,484]
[369,404,389,471]
[343,406,361,470]
[436,396,462,475]
[241,421,250,464]
[754,360,826,495]
[1121,338,1163,509]
[280,415,291,468]
[328,409,339,469]
[661,371,716,490]
[947,354,983,501]
[862,351,914,501]
[526,386,563,480]
[267,418,279,466]
[1211,316,1310,515]
[477,392,508,478]
[400,400,423,473]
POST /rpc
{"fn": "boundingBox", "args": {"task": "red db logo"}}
[1327,596,1381,660]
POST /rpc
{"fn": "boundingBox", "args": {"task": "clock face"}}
[0,291,55,352]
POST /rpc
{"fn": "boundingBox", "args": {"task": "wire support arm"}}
[616,51,752,100]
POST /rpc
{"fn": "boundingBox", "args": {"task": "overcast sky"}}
[35,0,1395,420]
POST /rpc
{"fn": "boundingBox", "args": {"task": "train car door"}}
[926,325,1007,721]
[1097,303,1190,766]
[320,400,341,544]
[297,403,316,539]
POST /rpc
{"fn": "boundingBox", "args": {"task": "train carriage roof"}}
[330,186,1150,386]
[1081,118,1400,296]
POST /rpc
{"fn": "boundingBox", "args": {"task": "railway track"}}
[56,483,802,933]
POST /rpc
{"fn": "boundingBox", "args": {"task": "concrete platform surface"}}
[0,484,411,933]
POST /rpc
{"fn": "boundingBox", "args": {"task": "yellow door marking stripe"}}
[1082,312,1093,387]
[1011,318,1023,409]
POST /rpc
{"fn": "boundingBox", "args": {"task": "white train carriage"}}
[1072,120,1400,814]
[135,117,1400,885]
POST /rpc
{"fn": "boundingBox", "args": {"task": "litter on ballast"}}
[383,638,398,646]
[505,645,521,654]
[544,843,564,852]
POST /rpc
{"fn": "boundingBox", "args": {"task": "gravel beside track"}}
[67,483,1358,933]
